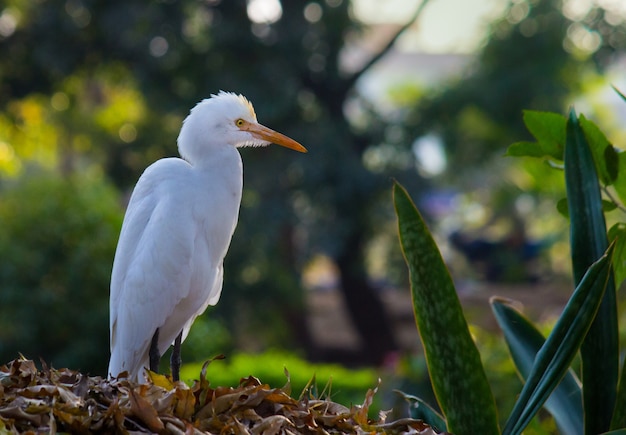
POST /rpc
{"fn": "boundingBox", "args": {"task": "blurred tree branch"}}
[343,0,431,95]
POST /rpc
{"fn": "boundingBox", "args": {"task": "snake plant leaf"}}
[394,391,447,432]
[502,243,614,435]
[491,297,582,435]
[393,181,499,435]
[565,108,618,435]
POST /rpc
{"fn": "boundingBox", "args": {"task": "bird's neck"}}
[185,145,243,184]
[179,141,238,167]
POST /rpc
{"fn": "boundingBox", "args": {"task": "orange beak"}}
[239,120,307,153]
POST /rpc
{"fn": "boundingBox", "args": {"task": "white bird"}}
[108,91,307,381]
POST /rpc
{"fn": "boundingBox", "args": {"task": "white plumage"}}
[108,92,306,380]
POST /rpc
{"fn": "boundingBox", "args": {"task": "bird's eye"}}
[235,119,245,127]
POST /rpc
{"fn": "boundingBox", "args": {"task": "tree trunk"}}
[334,227,399,366]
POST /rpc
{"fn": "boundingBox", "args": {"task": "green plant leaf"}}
[602,200,618,212]
[608,223,626,290]
[565,108,618,435]
[516,110,566,160]
[502,244,614,435]
[491,297,582,435]
[579,115,617,185]
[604,146,619,183]
[506,141,548,157]
[612,151,626,206]
[393,181,499,435]
[394,391,447,432]
[557,198,569,217]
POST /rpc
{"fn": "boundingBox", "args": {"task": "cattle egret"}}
[108,91,306,381]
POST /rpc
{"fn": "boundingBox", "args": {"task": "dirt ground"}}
[305,280,574,353]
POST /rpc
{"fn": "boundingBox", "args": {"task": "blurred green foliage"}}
[403,0,620,174]
[0,169,122,374]
[0,0,625,386]
[398,0,626,257]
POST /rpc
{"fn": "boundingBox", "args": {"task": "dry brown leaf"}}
[147,370,177,391]
[0,397,47,426]
[129,387,165,432]
[173,387,196,420]
[353,379,381,427]
[250,414,294,435]
[0,358,435,434]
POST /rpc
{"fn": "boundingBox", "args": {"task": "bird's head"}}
[178,91,306,163]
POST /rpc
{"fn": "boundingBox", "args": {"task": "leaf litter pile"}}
[0,357,438,434]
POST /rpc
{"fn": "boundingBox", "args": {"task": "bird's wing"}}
[108,159,208,378]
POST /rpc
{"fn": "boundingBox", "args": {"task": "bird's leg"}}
[149,328,160,372]
[171,331,183,382]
